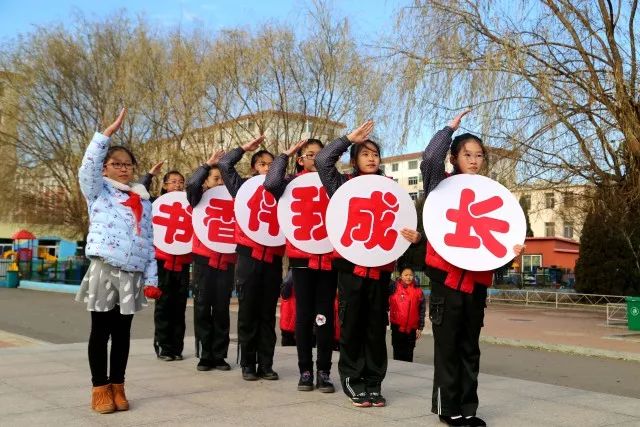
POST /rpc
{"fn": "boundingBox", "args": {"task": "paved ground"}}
[1,339,639,427]
[1,287,639,399]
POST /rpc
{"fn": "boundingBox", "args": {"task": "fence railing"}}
[486,289,627,310]
[14,257,90,285]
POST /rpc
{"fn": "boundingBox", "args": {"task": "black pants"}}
[88,306,133,387]
[337,271,390,397]
[292,268,337,373]
[154,261,190,357]
[391,324,416,362]
[193,258,234,362]
[429,280,487,417]
[236,254,282,368]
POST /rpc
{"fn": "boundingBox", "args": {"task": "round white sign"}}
[192,186,237,254]
[152,191,193,255]
[277,172,333,254]
[325,175,417,267]
[423,174,526,271]
[234,175,286,247]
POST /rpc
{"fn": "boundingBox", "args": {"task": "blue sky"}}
[0,0,400,43]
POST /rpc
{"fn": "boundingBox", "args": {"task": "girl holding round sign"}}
[143,169,192,362]
[218,137,285,381]
[263,138,338,393]
[315,121,420,408]
[186,150,238,372]
[417,110,525,427]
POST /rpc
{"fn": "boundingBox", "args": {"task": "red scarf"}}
[121,192,143,235]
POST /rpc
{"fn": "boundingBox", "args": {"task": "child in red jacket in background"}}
[389,267,426,362]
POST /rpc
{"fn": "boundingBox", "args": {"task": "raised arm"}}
[186,150,223,207]
[78,108,127,201]
[421,109,470,197]
[218,136,264,197]
[263,139,306,200]
[315,120,375,197]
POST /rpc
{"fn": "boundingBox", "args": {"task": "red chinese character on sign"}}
[152,202,194,244]
[247,185,280,236]
[444,188,509,257]
[340,191,399,250]
[290,186,330,241]
[203,198,236,244]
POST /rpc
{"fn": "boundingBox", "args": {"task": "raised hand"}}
[447,109,471,131]
[347,120,374,144]
[148,160,165,176]
[103,107,127,137]
[206,149,225,166]
[241,135,265,152]
[285,139,307,157]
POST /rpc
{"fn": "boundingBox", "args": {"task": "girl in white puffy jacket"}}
[75,108,161,414]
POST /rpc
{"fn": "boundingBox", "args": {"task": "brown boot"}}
[111,383,129,411]
[91,384,115,414]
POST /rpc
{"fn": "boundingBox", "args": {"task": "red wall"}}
[521,237,580,270]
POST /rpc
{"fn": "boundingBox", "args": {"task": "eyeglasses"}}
[106,162,135,170]
[299,153,317,160]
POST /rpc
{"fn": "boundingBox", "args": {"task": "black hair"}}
[450,133,488,174]
[349,139,384,176]
[295,138,324,172]
[160,170,184,195]
[399,266,415,274]
[103,146,137,166]
[250,150,275,169]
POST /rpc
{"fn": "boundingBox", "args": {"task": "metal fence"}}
[486,289,627,311]
[15,257,90,285]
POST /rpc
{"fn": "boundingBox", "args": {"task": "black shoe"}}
[368,392,386,407]
[214,359,231,371]
[242,365,258,381]
[257,366,279,380]
[439,415,471,427]
[349,392,371,407]
[158,354,175,361]
[464,416,486,427]
[196,359,214,371]
[174,354,183,361]
[315,370,335,393]
[297,371,314,391]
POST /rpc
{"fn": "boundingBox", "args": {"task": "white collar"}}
[103,177,150,200]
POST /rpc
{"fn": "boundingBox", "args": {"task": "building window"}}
[563,222,574,239]
[304,120,314,134]
[379,164,385,173]
[418,174,422,182]
[418,190,424,199]
[408,160,418,170]
[545,192,555,209]
[246,120,255,132]
[409,192,417,200]
[408,176,418,186]
[521,194,531,210]
[545,222,555,237]
[391,163,399,172]
[564,192,575,208]
[522,254,542,273]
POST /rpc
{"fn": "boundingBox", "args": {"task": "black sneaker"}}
[157,354,175,361]
[173,354,183,361]
[368,392,386,407]
[297,371,314,391]
[350,392,372,407]
[464,416,486,427]
[214,359,231,371]
[242,365,258,381]
[257,366,279,380]
[196,359,214,371]
[439,415,471,426]
[315,370,335,393]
